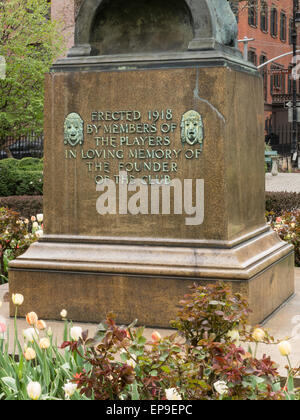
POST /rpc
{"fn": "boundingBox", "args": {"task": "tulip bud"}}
[278,341,291,357]
[151,331,162,342]
[12,293,24,306]
[26,312,38,326]
[60,309,67,319]
[27,381,41,400]
[24,347,36,361]
[39,337,50,350]
[252,328,265,342]
[32,221,39,229]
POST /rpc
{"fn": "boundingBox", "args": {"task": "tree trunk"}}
[0,139,13,158]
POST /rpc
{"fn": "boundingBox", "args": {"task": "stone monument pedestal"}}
[9,0,294,327]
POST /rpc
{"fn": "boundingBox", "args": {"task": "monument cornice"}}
[52,50,257,75]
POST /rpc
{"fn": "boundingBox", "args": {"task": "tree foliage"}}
[0,0,65,145]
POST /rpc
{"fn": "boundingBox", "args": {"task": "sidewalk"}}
[266,173,300,193]
[1,269,300,377]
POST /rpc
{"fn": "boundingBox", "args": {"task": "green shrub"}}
[0,158,43,196]
[14,171,43,195]
[0,158,18,170]
[17,157,43,171]
[0,165,17,196]
[0,196,43,219]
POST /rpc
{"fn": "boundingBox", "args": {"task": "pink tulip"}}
[0,322,6,334]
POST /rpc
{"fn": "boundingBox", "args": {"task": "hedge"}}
[0,195,43,219]
[0,158,43,196]
[265,191,300,216]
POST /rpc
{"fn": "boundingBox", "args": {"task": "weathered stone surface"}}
[40,66,266,243]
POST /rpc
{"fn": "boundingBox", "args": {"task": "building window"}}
[248,0,258,27]
[270,7,278,37]
[280,12,287,42]
[270,65,284,94]
[248,50,257,66]
[260,2,268,32]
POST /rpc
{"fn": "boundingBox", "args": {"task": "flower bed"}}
[0,208,42,283]
[0,283,299,400]
[267,211,300,267]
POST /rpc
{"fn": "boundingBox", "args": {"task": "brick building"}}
[51,0,299,153]
[234,0,299,153]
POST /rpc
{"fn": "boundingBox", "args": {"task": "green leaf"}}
[137,336,146,345]
[1,377,17,393]
[130,381,140,400]
[135,327,144,339]
[150,370,158,376]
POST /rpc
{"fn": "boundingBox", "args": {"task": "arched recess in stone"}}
[71,0,237,57]
[89,0,194,55]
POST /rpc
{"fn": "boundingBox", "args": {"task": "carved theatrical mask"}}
[180,110,204,147]
[64,113,84,147]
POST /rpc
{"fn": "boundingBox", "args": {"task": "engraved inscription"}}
[64,108,204,185]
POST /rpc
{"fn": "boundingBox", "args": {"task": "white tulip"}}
[63,381,77,399]
[252,328,265,342]
[60,309,67,319]
[165,388,182,400]
[227,329,240,344]
[214,380,228,395]
[36,214,43,223]
[70,326,82,341]
[39,337,50,350]
[278,341,292,357]
[23,327,39,343]
[12,293,24,306]
[27,381,42,400]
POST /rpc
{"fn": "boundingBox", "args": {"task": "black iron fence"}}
[265,124,292,156]
[0,132,44,160]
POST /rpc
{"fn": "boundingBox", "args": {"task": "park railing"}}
[266,124,293,156]
[0,132,44,160]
